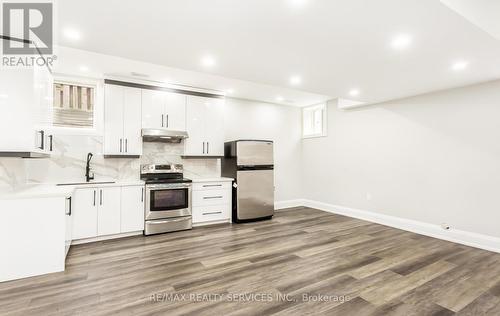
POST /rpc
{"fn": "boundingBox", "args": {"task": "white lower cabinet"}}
[0,195,70,282]
[192,181,232,225]
[121,185,145,232]
[72,188,98,239]
[72,185,145,241]
[97,187,121,236]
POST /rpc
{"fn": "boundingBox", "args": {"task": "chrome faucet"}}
[85,153,94,182]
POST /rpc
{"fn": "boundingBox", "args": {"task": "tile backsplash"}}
[0,134,220,190]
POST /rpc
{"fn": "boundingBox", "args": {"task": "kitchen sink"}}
[56,181,116,186]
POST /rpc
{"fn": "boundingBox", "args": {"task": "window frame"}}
[47,74,104,136]
[302,103,327,139]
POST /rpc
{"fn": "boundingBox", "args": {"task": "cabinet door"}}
[142,89,165,129]
[72,188,98,240]
[204,98,225,156]
[184,95,207,155]
[97,187,121,236]
[165,92,186,131]
[0,68,37,152]
[104,84,124,155]
[120,186,145,233]
[122,87,142,155]
[65,197,73,257]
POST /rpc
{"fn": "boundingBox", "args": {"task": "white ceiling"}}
[440,0,500,41]
[55,0,500,106]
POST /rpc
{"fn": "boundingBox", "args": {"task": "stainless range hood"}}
[142,128,189,143]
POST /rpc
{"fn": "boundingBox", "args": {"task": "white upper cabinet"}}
[123,88,142,155]
[142,89,186,131]
[165,92,186,131]
[0,42,53,156]
[104,84,142,156]
[184,95,225,156]
[142,90,165,129]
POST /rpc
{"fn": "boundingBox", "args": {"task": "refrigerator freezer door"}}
[236,141,273,166]
[236,169,274,220]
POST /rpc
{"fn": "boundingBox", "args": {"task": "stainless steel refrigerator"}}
[222,140,274,222]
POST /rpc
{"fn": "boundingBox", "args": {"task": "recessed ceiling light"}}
[225,89,234,94]
[349,89,360,97]
[201,55,216,68]
[79,65,89,72]
[391,34,412,50]
[276,96,284,102]
[0,94,8,98]
[287,0,309,9]
[289,75,302,86]
[63,28,81,41]
[451,60,468,71]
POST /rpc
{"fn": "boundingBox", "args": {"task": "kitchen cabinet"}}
[184,95,225,156]
[64,197,73,257]
[72,188,98,239]
[120,185,145,232]
[0,194,71,282]
[142,89,186,131]
[0,41,53,157]
[104,84,142,156]
[72,185,145,241]
[97,187,121,236]
[192,180,231,225]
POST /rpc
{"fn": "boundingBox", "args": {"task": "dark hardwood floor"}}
[2,207,500,315]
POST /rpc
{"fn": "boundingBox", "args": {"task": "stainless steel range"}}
[141,164,192,235]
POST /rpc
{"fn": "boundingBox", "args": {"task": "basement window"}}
[303,103,327,138]
[53,82,95,128]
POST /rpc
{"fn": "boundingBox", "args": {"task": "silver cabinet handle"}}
[141,187,144,202]
[203,196,223,199]
[203,184,222,188]
[125,138,128,153]
[161,114,164,127]
[37,130,44,150]
[207,142,209,154]
[203,211,222,215]
[93,190,96,206]
[100,189,103,206]
[48,135,53,151]
[120,139,122,153]
[202,142,205,154]
[66,197,72,216]
[166,114,169,128]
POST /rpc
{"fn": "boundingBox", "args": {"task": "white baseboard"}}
[71,231,143,245]
[275,199,306,210]
[302,199,500,254]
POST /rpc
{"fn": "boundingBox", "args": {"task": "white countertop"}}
[0,180,145,200]
[0,184,75,200]
[55,180,145,188]
[190,177,233,183]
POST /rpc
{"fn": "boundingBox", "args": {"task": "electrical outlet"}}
[440,223,450,230]
[366,193,372,201]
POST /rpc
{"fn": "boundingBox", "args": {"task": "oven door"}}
[145,183,192,220]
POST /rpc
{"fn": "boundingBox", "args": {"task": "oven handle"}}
[146,184,192,190]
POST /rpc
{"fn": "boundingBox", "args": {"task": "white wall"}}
[224,98,303,202]
[303,80,500,239]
